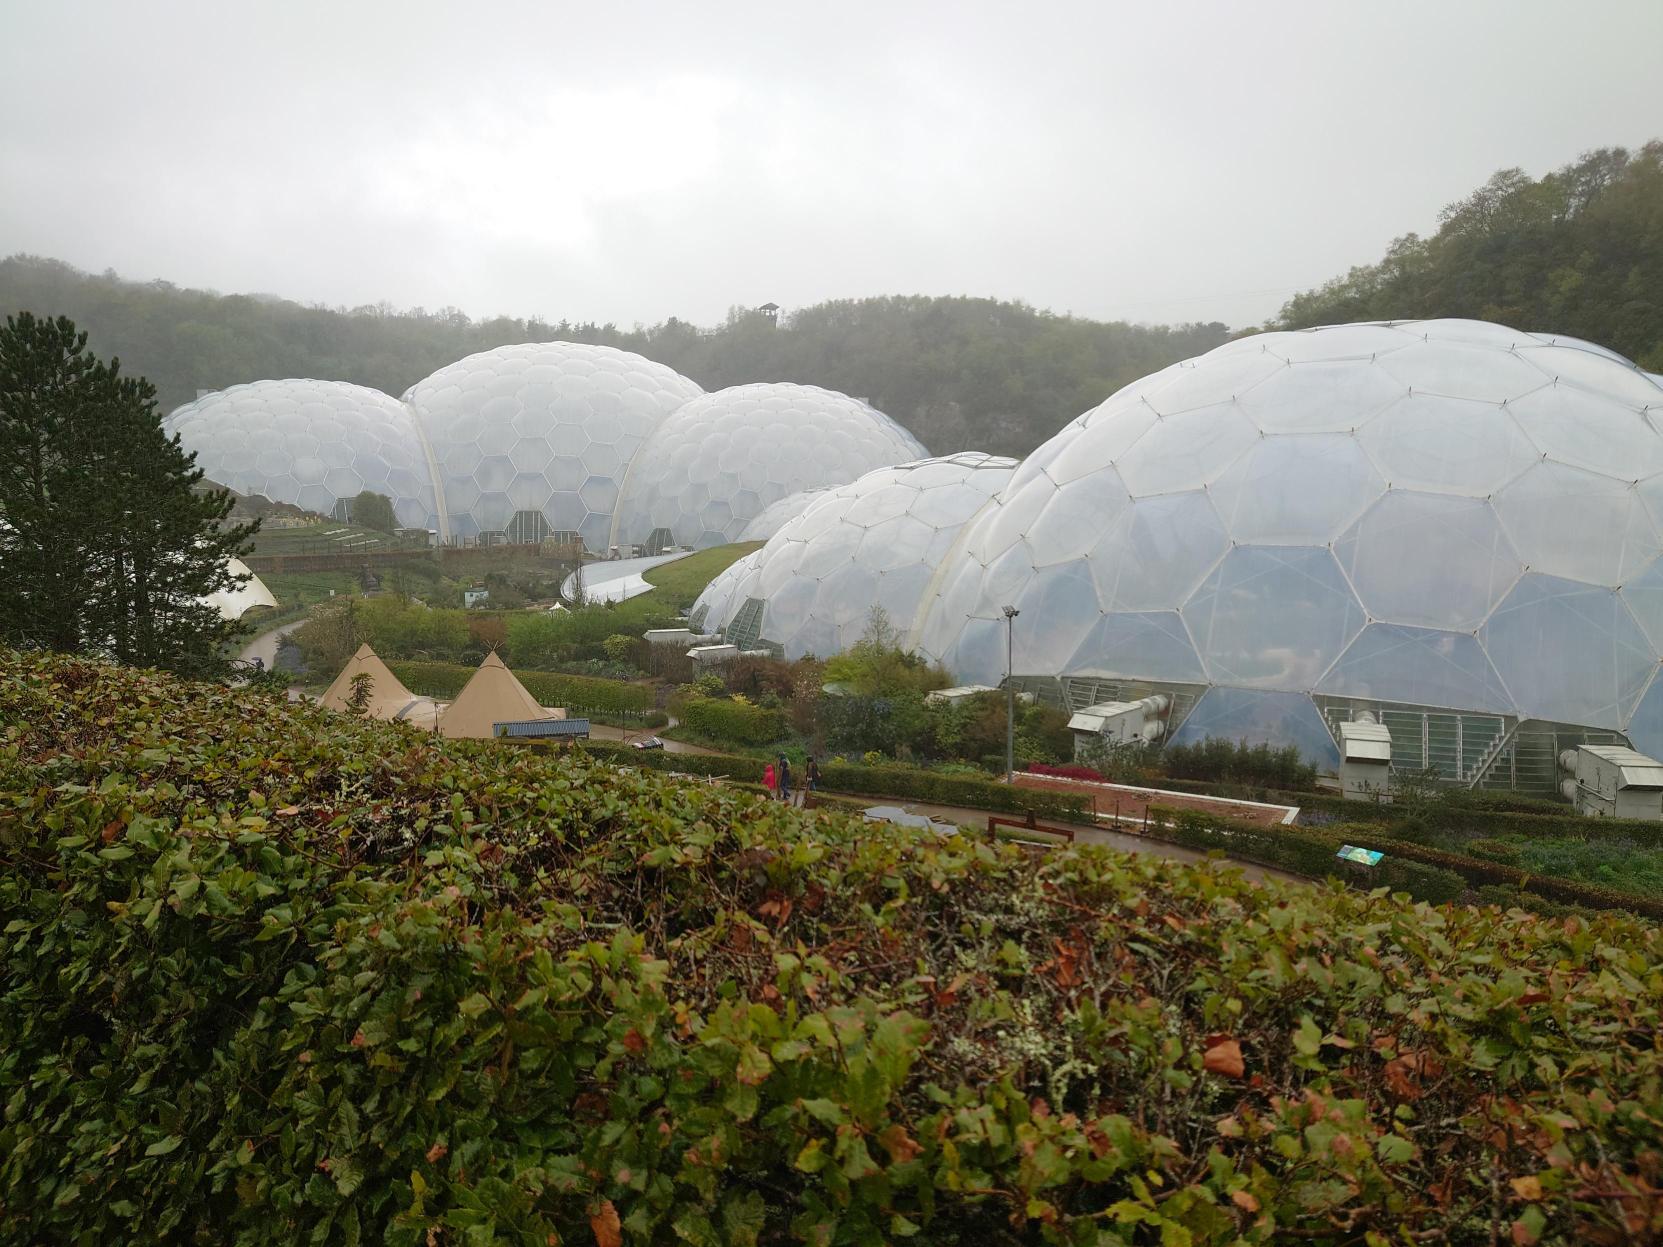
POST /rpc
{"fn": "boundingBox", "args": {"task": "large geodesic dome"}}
[695,453,1016,658]
[163,379,439,529]
[405,342,702,547]
[912,320,1663,781]
[611,383,928,552]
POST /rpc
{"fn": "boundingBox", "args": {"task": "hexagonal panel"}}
[1481,574,1655,728]
[1494,462,1660,586]
[1336,492,1521,630]
[1168,688,1341,769]
[1316,624,1515,714]
[1114,403,1257,496]
[1181,546,1364,689]
[1088,491,1229,612]
[1209,434,1382,544]
[1355,394,1538,496]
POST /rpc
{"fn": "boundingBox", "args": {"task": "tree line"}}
[0,256,1229,457]
[1276,142,1663,370]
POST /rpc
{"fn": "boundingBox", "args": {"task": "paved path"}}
[238,618,306,670]
[562,551,693,604]
[587,720,725,756]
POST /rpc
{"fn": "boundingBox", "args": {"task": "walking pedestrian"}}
[763,759,777,800]
[805,755,820,794]
[777,754,792,804]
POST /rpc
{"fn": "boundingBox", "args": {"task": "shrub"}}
[642,709,669,729]
[6,649,1663,1243]
[1162,738,1317,789]
[672,693,786,747]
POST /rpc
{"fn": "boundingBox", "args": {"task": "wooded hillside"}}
[1276,143,1663,370]
[0,256,1227,457]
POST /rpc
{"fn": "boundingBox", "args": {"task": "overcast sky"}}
[3,1,1659,330]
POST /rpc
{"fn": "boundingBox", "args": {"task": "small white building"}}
[463,587,490,608]
[1338,716,1393,802]
[687,643,741,667]
[925,684,998,706]
[1068,696,1169,757]
[1560,745,1663,819]
[645,628,717,647]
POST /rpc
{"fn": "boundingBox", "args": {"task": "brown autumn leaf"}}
[589,1199,622,1247]
[1512,1218,1540,1246]
[101,819,123,843]
[350,1029,367,1049]
[621,1028,646,1054]
[1231,1189,1261,1213]
[1510,1174,1544,1200]
[426,1142,448,1164]
[1204,1038,1245,1079]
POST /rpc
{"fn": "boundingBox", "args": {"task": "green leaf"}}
[144,1135,183,1157]
[457,993,491,1018]
[1375,1133,1415,1164]
[1293,1015,1322,1058]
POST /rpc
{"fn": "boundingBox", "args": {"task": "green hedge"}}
[671,694,787,747]
[386,659,654,724]
[580,744,1088,821]
[1147,806,1663,919]
[9,650,1663,1243]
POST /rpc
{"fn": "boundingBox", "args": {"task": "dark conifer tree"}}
[0,312,258,674]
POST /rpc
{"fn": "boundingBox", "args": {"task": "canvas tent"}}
[319,644,433,723]
[437,652,563,739]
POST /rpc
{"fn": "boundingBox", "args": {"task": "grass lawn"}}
[258,570,363,608]
[641,543,763,609]
[1492,835,1663,898]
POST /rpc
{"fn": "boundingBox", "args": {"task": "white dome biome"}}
[404,342,702,548]
[611,383,927,552]
[688,548,764,636]
[912,320,1663,781]
[736,486,835,542]
[693,452,1015,658]
[164,379,439,529]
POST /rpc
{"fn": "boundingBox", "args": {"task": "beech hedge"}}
[4,651,1663,1244]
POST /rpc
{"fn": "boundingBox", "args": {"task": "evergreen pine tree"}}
[0,312,259,674]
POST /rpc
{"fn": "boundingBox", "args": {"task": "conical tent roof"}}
[438,652,561,739]
[319,644,420,721]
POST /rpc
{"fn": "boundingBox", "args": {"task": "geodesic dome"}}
[698,453,1016,658]
[736,487,834,542]
[611,383,927,552]
[911,320,1663,770]
[164,379,439,529]
[405,342,702,547]
[688,548,764,635]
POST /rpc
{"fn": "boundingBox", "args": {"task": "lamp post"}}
[1003,605,1020,782]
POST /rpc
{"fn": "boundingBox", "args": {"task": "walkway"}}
[561,551,694,605]
[237,617,306,671]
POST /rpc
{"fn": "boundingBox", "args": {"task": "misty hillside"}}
[1276,143,1663,370]
[0,257,1227,457]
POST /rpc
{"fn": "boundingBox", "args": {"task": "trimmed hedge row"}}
[386,659,654,723]
[9,651,1663,1243]
[580,743,1089,821]
[671,694,787,747]
[1149,806,1663,919]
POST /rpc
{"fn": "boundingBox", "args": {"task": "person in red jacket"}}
[763,760,776,799]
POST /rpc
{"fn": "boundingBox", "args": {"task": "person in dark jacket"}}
[776,755,792,803]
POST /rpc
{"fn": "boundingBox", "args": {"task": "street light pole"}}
[1003,605,1019,782]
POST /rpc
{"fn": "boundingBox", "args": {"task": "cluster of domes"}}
[165,344,924,551]
[169,319,1663,775]
[695,320,1663,773]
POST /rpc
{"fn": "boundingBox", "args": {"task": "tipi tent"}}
[437,652,563,739]
[319,645,424,722]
